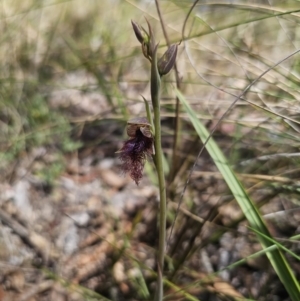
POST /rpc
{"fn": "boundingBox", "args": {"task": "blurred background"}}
[0,0,300,300]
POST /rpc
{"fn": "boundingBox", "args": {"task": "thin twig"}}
[0,208,57,263]
[19,280,54,301]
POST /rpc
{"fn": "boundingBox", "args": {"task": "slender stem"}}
[151,43,166,301]
[153,100,167,301]
[154,0,182,186]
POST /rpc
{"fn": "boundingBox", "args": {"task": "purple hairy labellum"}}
[118,117,154,185]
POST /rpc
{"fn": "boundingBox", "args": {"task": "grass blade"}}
[175,88,300,301]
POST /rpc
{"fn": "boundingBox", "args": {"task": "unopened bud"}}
[131,20,152,61]
[131,20,144,44]
[157,44,178,76]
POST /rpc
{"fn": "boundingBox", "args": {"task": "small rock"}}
[113,261,126,283]
[70,212,90,227]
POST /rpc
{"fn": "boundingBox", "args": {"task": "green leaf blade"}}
[175,88,300,301]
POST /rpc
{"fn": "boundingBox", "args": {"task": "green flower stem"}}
[142,96,155,136]
[151,43,166,301]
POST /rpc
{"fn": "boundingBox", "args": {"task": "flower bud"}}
[131,20,145,44]
[157,44,178,76]
[131,20,153,62]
